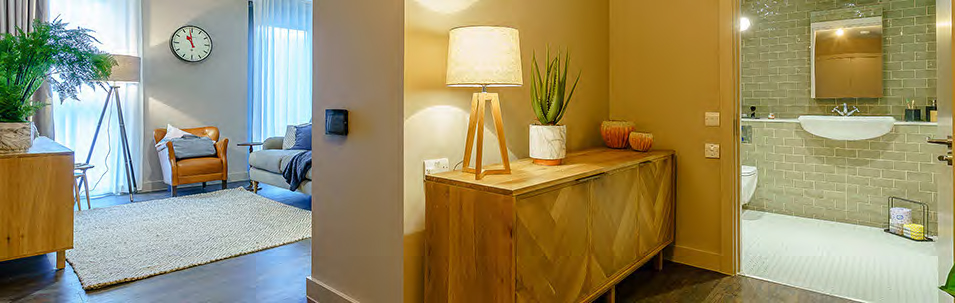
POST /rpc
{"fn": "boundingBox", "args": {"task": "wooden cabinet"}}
[0,137,75,269]
[425,149,675,303]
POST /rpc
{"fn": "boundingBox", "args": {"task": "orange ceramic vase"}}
[600,121,636,149]
[628,131,653,152]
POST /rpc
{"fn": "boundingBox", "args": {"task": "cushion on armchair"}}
[167,135,217,160]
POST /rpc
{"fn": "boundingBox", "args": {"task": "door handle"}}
[928,136,953,147]
[576,173,607,183]
[940,152,953,166]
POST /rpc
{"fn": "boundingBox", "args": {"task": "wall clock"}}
[170,25,213,62]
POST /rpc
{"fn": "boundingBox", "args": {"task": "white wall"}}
[309,0,405,302]
[141,0,250,191]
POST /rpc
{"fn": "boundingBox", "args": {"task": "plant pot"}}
[529,124,567,166]
[629,131,653,152]
[601,120,636,149]
[0,122,34,153]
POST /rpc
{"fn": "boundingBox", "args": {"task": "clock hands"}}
[186,29,195,48]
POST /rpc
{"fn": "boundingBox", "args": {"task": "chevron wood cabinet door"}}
[636,156,675,257]
[515,181,592,303]
[425,149,675,303]
[588,167,641,290]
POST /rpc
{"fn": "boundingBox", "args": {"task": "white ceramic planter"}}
[529,124,567,165]
[0,122,34,153]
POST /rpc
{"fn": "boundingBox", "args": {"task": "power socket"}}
[424,158,451,175]
[705,143,721,159]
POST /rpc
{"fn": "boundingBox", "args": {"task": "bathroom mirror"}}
[811,17,883,99]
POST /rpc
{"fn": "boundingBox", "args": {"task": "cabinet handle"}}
[576,173,606,183]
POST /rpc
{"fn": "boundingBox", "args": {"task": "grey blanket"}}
[158,135,217,160]
[283,150,311,191]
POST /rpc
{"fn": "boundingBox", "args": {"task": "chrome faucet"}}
[832,103,860,116]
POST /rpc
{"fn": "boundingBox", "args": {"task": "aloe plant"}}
[530,48,580,125]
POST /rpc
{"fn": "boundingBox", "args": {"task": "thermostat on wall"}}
[325,109,348,136]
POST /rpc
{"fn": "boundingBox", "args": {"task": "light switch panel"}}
[705,143,721,159]
[705,112,721,127]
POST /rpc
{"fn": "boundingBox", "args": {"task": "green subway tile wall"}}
[742,120,943,234]
[741,0,936,119]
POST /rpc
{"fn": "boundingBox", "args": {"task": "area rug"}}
[66,188,311,290]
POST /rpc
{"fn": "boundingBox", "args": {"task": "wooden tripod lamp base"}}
[462,92,511,180]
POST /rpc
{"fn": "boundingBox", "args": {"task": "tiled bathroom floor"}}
[742,210,939,303]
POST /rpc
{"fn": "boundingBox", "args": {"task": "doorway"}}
[736,1,954,302]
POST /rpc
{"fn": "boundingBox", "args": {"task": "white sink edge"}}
[797,116,896,141]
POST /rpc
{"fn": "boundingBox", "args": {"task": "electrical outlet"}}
[705,143,721,159]
[705,112,721,127]
[705,143,721,158]
[424,158,451,175]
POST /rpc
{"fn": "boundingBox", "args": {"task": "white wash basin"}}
[797,116,895,141]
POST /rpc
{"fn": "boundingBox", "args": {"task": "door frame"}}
[720,0,741,275]
[725,0,955,280]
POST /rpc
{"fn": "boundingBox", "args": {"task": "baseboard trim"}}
[307,276,359,303]
[670,245,726,274]
[141,172,250,193]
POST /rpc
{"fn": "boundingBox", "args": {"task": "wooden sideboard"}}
[0,137,75,269]
[425,148,676,303]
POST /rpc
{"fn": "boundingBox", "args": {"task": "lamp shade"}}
[107,54,141,83]
[446,26,523,87]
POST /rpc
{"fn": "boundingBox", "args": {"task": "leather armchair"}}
[153,126,229,196]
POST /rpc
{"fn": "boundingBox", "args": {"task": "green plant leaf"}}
[527,47,581,126]
[530,52,547,124]
[0,18,114,122]
[555,72,580,124]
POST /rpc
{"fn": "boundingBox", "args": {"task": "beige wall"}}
[403,0,610,301]
[310,0,405,302]
[141,0,250,191]
[609,0,737,273]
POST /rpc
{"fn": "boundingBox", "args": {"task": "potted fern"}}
[529,48,580,165]
[0,19,114,152]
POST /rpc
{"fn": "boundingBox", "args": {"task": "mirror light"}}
[740,17,751,32]
[836,28,845,36]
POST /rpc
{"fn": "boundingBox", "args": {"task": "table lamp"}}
[447,26,522,180]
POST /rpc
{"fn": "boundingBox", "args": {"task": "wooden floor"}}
[616,261,856,303]
[0,182,853,303]
[0,182,312,303]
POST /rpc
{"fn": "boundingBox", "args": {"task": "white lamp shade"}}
[446,26,523,87]
[108,54,141,83]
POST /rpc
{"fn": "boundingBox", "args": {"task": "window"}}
[249,0,313,141]
[49,0,143,196]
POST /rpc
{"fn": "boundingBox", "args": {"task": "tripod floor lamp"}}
[85,54,141,201]
[447,26,523,180]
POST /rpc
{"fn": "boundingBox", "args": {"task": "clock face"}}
[170,25,213,62]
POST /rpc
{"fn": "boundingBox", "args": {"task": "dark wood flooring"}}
[0,182,853,303]
[0,182,312,303]
[616,261,857,303]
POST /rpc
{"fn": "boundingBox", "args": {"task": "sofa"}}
[249,136,311,195]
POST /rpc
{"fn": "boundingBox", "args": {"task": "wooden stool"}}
[74,164,94,211]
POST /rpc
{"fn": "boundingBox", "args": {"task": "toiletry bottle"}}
[928,99,938,122]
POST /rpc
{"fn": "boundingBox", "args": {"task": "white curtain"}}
[250,0,313,141]
[49,0,142,196]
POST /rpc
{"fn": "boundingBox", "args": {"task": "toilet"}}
[741,165,758,205]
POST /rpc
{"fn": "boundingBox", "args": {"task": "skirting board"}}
[670,245,728,275]
[141,172,250,192]
[307,276,360,303]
